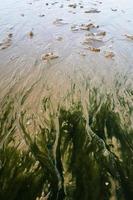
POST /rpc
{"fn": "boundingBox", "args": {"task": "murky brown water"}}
[0,0,133,110]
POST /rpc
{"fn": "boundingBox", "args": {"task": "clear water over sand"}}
[0,0,133,103]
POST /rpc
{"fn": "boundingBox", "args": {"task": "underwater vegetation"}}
[0,77,133,200]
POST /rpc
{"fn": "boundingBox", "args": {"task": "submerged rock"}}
[111,8,118,11]
[80,23,96,31]
[88,47,101,52]
[28,31,34,38]
[53,18,68,26]
[0,34,12,50]
[68,3,77,8]
[104,51,115,58]
[85,9,101,13]
[41,52,59,60]
[39,14,45,17]
[56,36,63,41]
[125,34,133,40]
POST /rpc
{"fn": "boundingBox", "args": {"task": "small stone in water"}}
[105,51,115,58]
[89,47,101,52]
[105,182,109,186]
[41,52,59,61]
[29,31,34,38]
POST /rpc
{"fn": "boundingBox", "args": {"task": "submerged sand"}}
[0,0,133,105]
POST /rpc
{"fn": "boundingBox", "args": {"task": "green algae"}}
[0,77,133,200]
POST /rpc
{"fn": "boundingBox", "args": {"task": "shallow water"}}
[0,1,133,200]
[0,0,133,103]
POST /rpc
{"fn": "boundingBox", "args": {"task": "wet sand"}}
[0,0,133,110]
